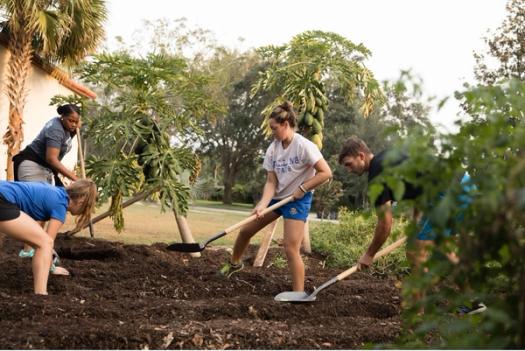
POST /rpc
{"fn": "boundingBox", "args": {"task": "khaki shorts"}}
[17,160,54,185]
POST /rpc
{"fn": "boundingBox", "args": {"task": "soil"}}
[0,235,402,349]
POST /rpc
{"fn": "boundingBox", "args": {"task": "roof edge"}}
[0,32,96,100]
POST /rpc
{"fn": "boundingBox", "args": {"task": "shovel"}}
[274,236,407,303]
[166,195,295,253]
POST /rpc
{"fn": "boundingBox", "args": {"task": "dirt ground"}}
[0,235,402,349]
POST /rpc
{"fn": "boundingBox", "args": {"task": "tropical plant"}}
[252,30,383,149]
[76,52,216,232]
[0,0,107,179]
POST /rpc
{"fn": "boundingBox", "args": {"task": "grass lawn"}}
[192,199,253,211]
[63,200,322,247]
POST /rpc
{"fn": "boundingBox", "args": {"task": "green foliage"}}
[312,179,343,218]
[474,0,525,84]
[387,80,525,348]
[311,208,409,274]
[195,48,271,205]
[76,51,218,231]
[252,30,383,149]
[271,254,287,269]
[0,0,107,65]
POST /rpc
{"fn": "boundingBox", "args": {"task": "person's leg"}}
[19,220,45,256]
[406,239,434,270]
[231,212,281,264]
[17,160,54,254]
[0,212,53,294]
[283,218,306,292]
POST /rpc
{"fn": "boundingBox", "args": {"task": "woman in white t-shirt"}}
[220,101,332,293]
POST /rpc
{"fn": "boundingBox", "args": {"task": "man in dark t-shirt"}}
[337,136,485,315]
[338,136,421,269]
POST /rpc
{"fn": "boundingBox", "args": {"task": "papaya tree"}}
[76,52,217,232]
[252,30,383,149]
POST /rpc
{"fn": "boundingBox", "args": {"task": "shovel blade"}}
[274,291,316,303]
[166,242,203,252]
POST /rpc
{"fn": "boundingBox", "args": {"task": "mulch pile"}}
[0,234,402,349]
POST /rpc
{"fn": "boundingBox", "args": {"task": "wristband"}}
[299,184,308,193]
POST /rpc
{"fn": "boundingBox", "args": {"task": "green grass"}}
[191,199,253,212]
[65,200,321,247]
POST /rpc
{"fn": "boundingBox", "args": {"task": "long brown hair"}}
[66,179,97,232]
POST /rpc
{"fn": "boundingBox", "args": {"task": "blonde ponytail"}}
[66,179,97,232]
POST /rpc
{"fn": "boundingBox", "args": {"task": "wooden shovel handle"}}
[224,195,295,234]
[76,128,86,178]
[336,236,407,281]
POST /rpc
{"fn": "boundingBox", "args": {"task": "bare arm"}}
[253,171,278,217]
[45,218,64,241]
[45,147,78,181]
[358,201,393,269]
[292,158,332,199]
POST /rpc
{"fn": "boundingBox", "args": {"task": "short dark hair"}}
[269,101,296,128]
[338,136,372,164]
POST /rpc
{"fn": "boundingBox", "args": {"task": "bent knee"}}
[34,236,54,251]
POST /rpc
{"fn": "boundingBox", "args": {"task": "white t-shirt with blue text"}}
[263,133,323,199]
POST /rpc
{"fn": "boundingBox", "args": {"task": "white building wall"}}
[0,46,78,180]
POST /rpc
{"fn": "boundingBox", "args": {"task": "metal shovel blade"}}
[166,242,204,252]
[274,291,316,303]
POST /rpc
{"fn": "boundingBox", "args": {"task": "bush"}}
[310,207,410,275]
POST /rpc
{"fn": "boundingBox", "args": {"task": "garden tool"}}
[274,236,407,303]
[167,195,295,253]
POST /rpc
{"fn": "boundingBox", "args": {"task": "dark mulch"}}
[0,234,402,349]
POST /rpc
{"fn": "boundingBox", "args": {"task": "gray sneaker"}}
[457,301,487,315]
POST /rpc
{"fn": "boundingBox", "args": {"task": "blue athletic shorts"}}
[416,217,453,241]
[269,192,312,222]
[416,173,473,241]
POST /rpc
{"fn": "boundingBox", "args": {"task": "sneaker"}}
[457,301,487,315]
[219,261,244,278]
[18,248,35,258]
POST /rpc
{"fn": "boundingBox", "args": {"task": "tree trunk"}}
[222,168,236,205]
[3,28,33,180]
[223,180,233,205]
[172,209,200,258]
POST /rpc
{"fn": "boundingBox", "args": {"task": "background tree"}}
[0,0,107,179]
[320,72,433,211]
[474,0,525,84]
[196,48,273,204]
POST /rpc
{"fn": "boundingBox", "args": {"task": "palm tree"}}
[0,0,107,179]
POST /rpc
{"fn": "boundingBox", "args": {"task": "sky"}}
[104,0,509,133]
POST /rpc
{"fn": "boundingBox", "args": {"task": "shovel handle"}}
[76,127,94,237]
[336,236,407,281]
[224,195,295,234]
[76,128,86,178]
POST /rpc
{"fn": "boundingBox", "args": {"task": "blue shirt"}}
[0,181,69,222]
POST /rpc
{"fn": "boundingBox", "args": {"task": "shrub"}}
[310,207,410,275]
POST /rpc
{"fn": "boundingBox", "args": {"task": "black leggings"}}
[0,194,20,221]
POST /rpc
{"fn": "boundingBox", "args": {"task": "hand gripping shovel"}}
[167,195,295,253]
[274,236,407,303]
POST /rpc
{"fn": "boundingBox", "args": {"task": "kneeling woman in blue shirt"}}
[0,179,97,295]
